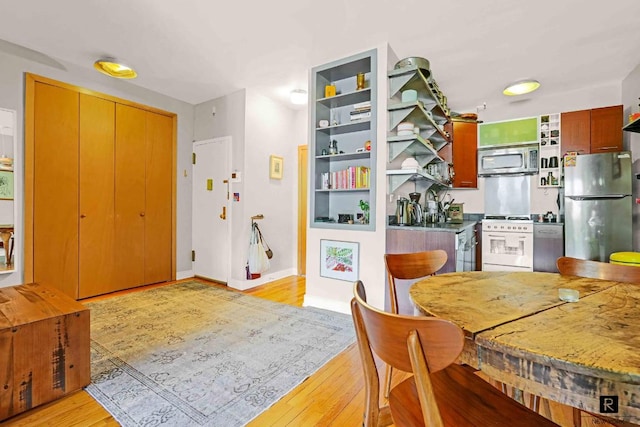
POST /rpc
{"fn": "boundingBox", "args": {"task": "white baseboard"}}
[303,294,351,315]
[177,270,194,280]
[228,268,297,291]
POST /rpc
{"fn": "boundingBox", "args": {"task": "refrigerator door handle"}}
[567,195,629,201]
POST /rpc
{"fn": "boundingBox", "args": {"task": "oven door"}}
[482,231,533,270]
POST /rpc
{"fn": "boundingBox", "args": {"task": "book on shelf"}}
[350,111,372,121]
[323,166,370,190]
[353,101,371,111]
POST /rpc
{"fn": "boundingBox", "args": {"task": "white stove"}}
[482,216,534,272]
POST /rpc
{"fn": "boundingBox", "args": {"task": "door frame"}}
[192,137,232,283]
[297,145,307,276]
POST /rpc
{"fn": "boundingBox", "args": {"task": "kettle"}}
[410,201,423,225]
[396,197,412,226]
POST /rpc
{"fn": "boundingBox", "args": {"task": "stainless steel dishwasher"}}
[533,223,564,272]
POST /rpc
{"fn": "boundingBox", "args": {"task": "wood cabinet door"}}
[144,111,173,284]
[33,82,79,298]
[451,121,478,188]
[115,104,146,290]
[78,94,116,298]
[590,105,623,153]
[561,109,591,155]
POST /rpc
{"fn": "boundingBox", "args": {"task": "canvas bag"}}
[255,223,273,259]
[248,223,270,274]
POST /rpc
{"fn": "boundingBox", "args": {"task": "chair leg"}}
[572,407,582,427]
[383,365,393,399]
[529,394,540,412]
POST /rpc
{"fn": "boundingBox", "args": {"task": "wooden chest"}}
[0,283,90,421]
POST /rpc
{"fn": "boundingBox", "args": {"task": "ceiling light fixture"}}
[503,79,540,96]
[290,89,308,105]
[94,57,137,79]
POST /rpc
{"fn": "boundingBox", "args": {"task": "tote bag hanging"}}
[248,223,270,274]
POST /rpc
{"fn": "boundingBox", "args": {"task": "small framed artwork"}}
[320,239,359,282]
[0,171,13,200]
[269,155,283,179]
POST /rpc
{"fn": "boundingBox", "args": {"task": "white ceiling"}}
[2,1,640,112]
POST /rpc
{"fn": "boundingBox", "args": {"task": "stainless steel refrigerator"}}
[564,151,633,261]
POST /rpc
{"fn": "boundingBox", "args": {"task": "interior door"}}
[144,111,173,284]
[32,82,80,298]
[79,94,115,298]
[115,104,146,289]
[192,137,231,282]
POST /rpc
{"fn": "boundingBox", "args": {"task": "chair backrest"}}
[557,256,640,284]
[352,280,463,427]
[384,250,448,314]
[352,280,463,376]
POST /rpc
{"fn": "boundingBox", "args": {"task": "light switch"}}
[207,179,213,191]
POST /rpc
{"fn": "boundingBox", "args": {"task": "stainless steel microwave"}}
[477,143,539,176]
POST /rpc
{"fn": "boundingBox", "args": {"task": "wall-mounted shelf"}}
[386,168,448,193]
[310,49,376,229]
[387,66,448,123]
[387,134,445,165]
[538,113,562,188]
[623,116,640,133]
[388,101,449,146]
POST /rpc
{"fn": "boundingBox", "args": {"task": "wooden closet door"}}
[78,94,115,298]
[115,104,146,290]
[144,111,173,284]
[33,82,79,298]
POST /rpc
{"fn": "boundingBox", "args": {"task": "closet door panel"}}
[115,104,146,289]
[79,94,115,298]
[144,112,173,284]
[33,83,79,298]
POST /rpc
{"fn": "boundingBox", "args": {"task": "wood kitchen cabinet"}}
[443,119,477,188]
[386,226,477,313]
[26,74,176,299]
[561,105,623,155]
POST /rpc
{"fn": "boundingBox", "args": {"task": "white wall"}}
[447,82,623,218]
[621,62,640,250]
[193,89,300,288]
[0,50,195,288]
[193,90,247,282]
[243,89,298,281]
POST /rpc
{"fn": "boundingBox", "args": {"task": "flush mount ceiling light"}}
[94,57,137,79]
[290,89,308,105]
[503,79,540,96]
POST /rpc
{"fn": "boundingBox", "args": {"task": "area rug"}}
[85,281,355,426]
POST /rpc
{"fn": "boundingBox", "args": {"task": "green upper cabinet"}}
[479,117,539,147]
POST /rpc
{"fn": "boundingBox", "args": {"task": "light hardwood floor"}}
[0,276,618,426]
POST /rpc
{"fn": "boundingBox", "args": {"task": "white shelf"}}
[538,113,562,188]
[386,168,448,193]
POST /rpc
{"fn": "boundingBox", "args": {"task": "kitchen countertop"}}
[387,220,477,233]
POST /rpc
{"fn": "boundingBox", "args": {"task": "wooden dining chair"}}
[557,256,640,284]
[384,250,448,315]
[557,256,640,427]
[351,280,558,427]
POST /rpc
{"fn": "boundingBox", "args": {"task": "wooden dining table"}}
[409,271,640,425]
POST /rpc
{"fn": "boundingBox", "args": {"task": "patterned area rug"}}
[85,281,355,426]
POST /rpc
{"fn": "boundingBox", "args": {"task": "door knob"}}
[140,212,145,217]
[80,214,86,218]
[219,206,226,220]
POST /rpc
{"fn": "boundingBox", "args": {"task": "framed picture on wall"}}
[320,239,359,281]
[269,155,283,179]
[0,171,13,200]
